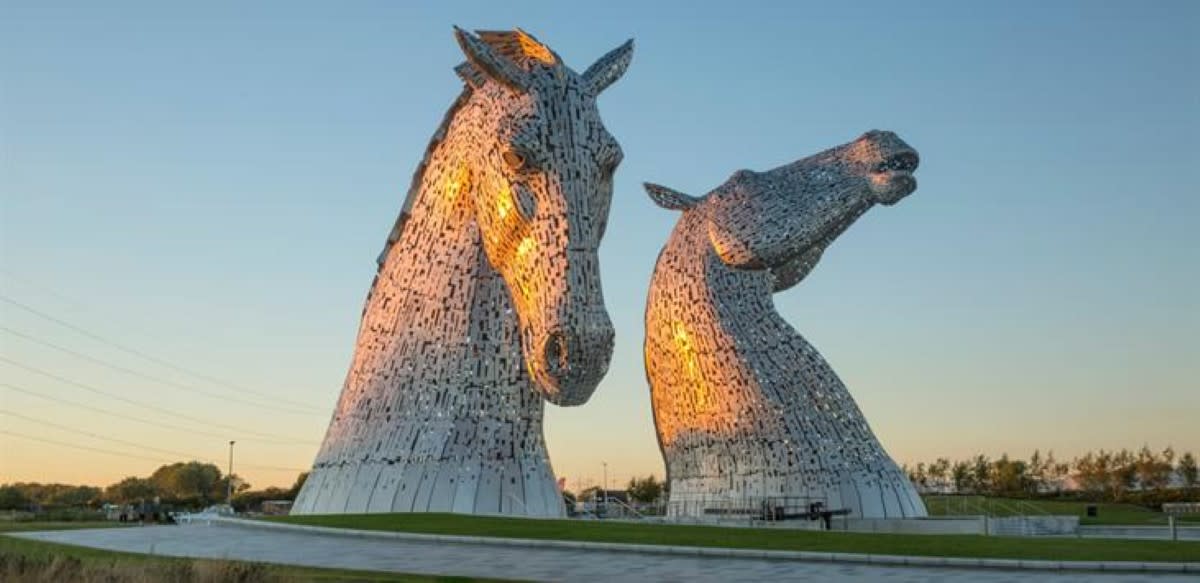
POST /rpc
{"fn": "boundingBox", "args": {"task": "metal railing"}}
[602,496,646,519]
[925,495,1049,518]
[665,494,831,526]
[925,495,1077,537]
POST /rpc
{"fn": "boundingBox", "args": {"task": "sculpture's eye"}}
[503,149,526,171]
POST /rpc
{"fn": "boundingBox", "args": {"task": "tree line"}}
[570,448,1199,510]
[904,446,1197,505]
[5,447,1195,515]
[570,475,665,506]
[0,461,309,513]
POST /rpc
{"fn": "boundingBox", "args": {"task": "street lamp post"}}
[602,461,608,511]
[227,440,236,507]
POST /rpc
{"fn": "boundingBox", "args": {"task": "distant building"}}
[261,500,293,516]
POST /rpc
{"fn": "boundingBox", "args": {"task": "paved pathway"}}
[11,523,1194,582]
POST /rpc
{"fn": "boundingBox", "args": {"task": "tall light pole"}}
[602,461,608,509]
[227,440,236,507]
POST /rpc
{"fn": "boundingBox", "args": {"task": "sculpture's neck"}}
[655,212,789,346]
[358,104,531,385]
[321,121,542,455]
[647,211,787,450]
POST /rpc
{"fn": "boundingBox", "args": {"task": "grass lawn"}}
[0,521,501,582]
[272,513,1200,563]
[922,496,1200,525]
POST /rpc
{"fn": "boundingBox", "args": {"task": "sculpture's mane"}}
[374,30,561,271]
[473,30,561,68]
[374,90,470,270]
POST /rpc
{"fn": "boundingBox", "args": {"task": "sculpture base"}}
[665,474,927,520]
[292,460,565,518]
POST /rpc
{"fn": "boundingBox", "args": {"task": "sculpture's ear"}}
[644,182,700,211]
[454,62,488,89]
[582,39,634,95]
[454,26,529,91]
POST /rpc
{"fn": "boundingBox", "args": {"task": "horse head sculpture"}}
[642,130,926,519]
[646,130,918,290]
[455,28,631,405]
[295,29,633,517]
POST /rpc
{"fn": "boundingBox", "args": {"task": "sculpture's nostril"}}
[875,151,919,173]
[543,330,570,375]
[893,151,919,171]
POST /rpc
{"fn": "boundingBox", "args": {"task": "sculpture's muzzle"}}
[862,132,920,205]
[533,317,615,406]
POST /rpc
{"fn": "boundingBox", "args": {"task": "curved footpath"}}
[10,518,1198,583]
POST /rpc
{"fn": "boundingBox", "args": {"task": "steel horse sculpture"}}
[643,131,927,519]
[294,29,632,517]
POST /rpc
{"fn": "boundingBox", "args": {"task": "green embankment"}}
[922,495,1200,525]
[273,513,1200,563]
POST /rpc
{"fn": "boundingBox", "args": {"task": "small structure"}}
[1163,503,1200,540]
[261,500,293,516]
[103,503,131,521]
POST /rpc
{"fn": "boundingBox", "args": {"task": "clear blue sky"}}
[2,0,1197,489]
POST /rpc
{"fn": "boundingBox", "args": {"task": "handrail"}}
[1163,502,1200,515]
[1012,499,1050,517]
[928,495,1052,519]
[603,496,646,519]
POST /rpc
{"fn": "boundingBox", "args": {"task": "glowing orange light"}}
[516,236,536,258]
[517,31,556,64]
[672,321,711,411]
[507,237,538,302]
[497,184,514,219]
[445,164,469,200]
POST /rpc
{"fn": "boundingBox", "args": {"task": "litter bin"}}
[1086,505,1097,518]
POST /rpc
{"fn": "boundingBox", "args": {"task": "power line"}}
[1,324,321,415]
[0,408,203,459]
[0,293,324,410]
[0,381,299,446]
[1,429,175,464]
[5,428,305,475]
[0,356,317,445]
[0,409,306,473]
[0,269,91,312]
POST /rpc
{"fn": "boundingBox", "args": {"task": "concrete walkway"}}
[11,523,1196,582]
